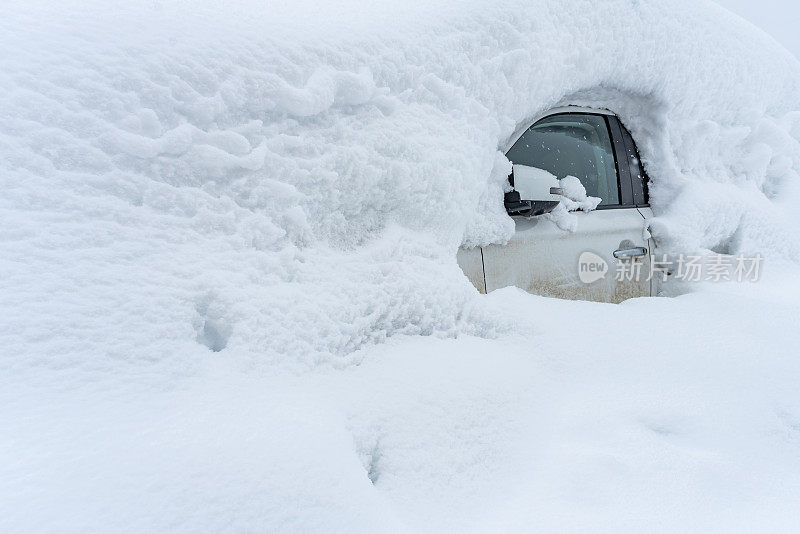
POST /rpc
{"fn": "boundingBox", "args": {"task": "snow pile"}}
[558,176,602,213]
[3,0,800,371]
[547,175,603,231]
[3,0,800,531]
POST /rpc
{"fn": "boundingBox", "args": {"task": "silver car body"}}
[458,106,656,303]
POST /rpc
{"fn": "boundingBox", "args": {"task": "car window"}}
[506,114,620,206]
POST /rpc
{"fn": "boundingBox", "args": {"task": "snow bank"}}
[4,0,800,371]
[3,0,800,530]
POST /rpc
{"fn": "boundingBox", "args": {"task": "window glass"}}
[506,114,620,206]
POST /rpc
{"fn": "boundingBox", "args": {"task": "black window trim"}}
[612,116,650,208]
[604,115,636,210]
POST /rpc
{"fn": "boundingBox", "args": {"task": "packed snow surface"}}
[3,0,800,531]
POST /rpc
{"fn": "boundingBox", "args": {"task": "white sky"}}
[714,0,800,59]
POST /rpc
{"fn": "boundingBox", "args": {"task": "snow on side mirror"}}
[504,164,562,216]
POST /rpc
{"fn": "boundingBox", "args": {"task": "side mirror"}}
[504,164,562,216]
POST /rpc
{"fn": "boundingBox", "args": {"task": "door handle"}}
[613,246,648,259]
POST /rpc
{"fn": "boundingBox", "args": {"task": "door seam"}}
[480,247,487,294]
[635,207,654,297]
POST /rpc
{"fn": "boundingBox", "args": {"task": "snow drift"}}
[3,0,800,531]
[3,0,800,370]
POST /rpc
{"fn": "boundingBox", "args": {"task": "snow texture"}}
[547,175,602,232]
[3,0,800,531]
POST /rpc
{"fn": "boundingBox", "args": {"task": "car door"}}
[480,110,652,303]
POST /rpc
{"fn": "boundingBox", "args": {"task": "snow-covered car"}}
[458,106,656,303]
